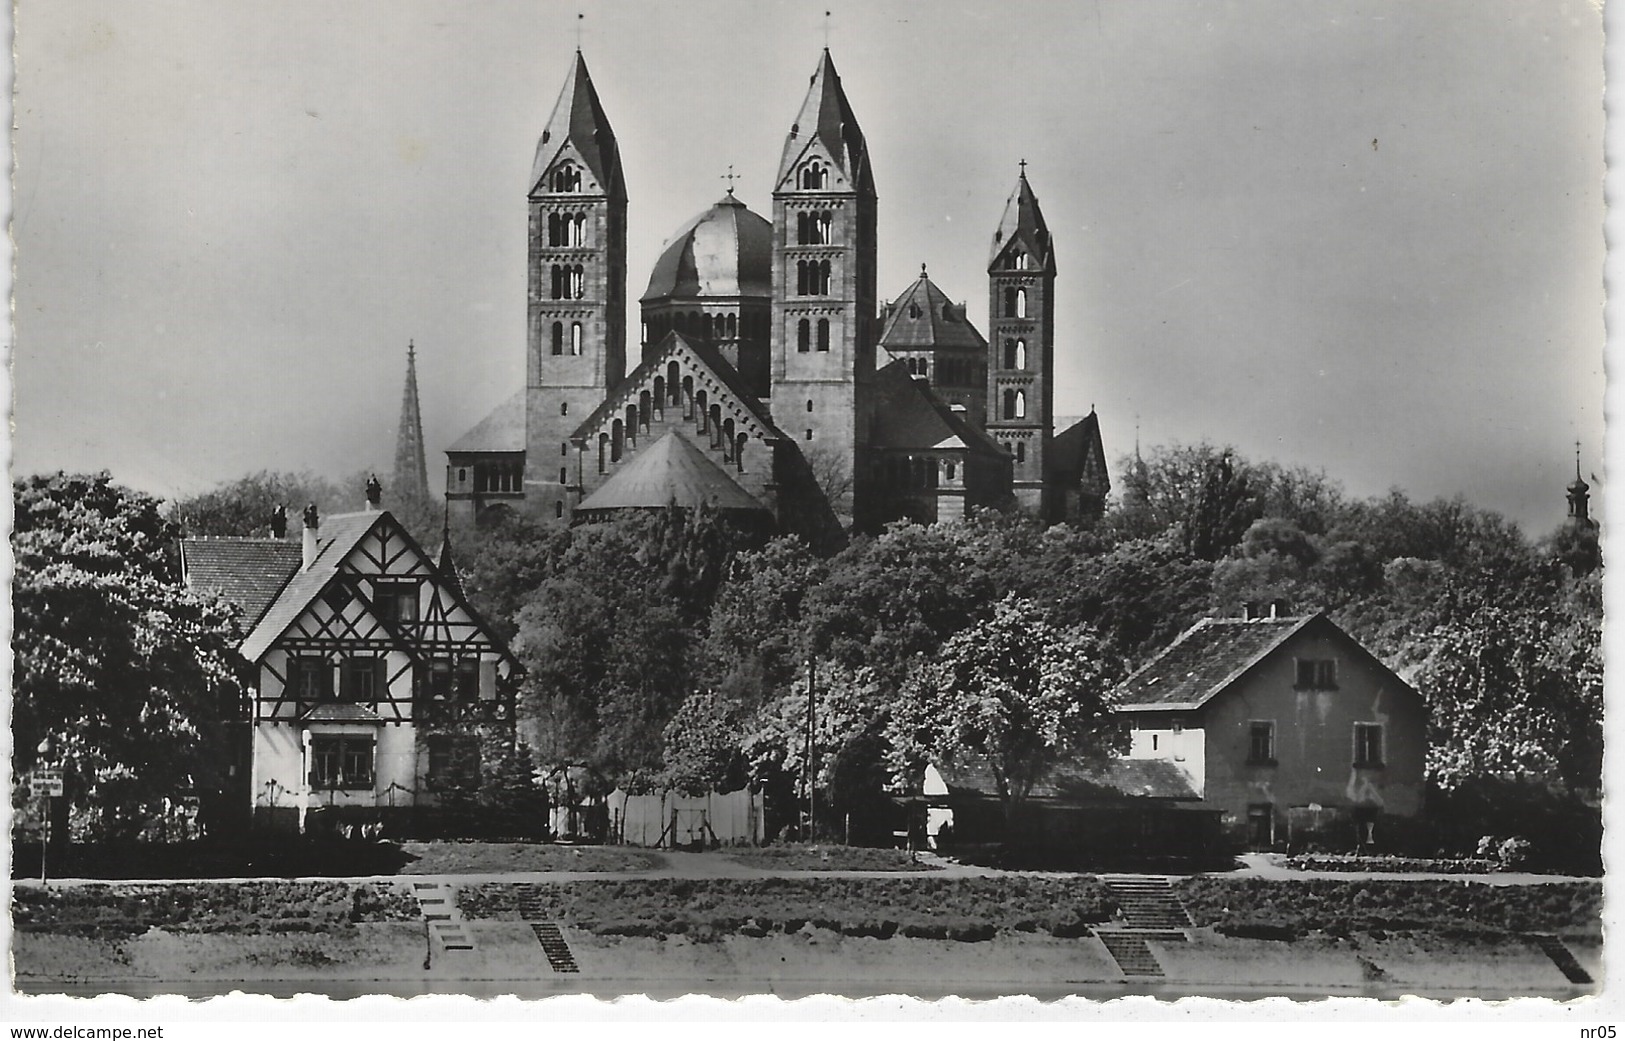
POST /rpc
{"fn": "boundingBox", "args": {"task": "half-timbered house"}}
[181,500,520,832]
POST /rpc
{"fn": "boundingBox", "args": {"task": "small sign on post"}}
[31,769,64,798]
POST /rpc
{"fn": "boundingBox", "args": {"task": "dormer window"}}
[908,303,921,319]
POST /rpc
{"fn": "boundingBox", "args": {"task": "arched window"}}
[653,376,666,413]
[797,212,811,245]
[547,213,563,246]
[598,433,608,473]
[551,265,566,300]
[722,419,735,461]
[1015,390,1027,418]
[735,433,748,473]
[709,405,722,448]
[571,322,583,355]
[1016,288,1028,318]
[796,261,809,296]
[946,463,956,481]
[1016,442,1026,463]
[1002,389,1017,420]
[1002,339,1017,369]
[818,260,831,295]
[815,212,832,243]
[551,322,564,356]
[816,318,830,352]
[625,405,638,446]
[639,391,652,432]
[561,442,569,457]
[797,319,811,353]
[1003,287,1017,317]
[1014,339,1027,369]
[682,376,694,418]
[668,362,682,404]
[550,164,580,192]
[696,390,708,431]
[571,214,586,246]
[908,303,921,319]
[555,501,564,519]
[806,399,814,412]
[800,161,827,189]
[559,467,568,484]
[560,401,569,416]
[1009,250,1025,271]
[570,265,585,299]
[726,313,737,339]
[611,419,624,462]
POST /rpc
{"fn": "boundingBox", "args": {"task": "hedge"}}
[1178,878,1602,940]
[12,881,420,939]
[459,876,1115,941]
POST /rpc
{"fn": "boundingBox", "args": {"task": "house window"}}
[420,659,480,701]
[289,657,331,702]
[310,735,374,790]
[1248,721,1276,765]
[341,658,385,702]
[1354,723,1385,767]
[371,580,418,625]
[426,734,482,789]
[1295,658,1338,689]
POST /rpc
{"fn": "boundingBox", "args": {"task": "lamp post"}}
[35,736,54,885]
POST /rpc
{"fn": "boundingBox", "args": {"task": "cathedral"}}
[445,49,1109,538]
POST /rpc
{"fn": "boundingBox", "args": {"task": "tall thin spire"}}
[393,341,430,505]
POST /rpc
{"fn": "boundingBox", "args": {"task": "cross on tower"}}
[722,165,737,195]
[823,10,832,49]
[575,12,584,52]
[1019,158,1028,176]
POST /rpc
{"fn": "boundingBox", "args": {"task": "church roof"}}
[572,331,783,443]
[576,429,770,515]
[447,390,526,454]
[989,170,1054,271]
[868,360,1006,458]
[775,50,874,195]
[531,51,624,198]
[641,194,773,303]
[1050,410,1109,491]
[180,537,304,629]
[877,268,988,352]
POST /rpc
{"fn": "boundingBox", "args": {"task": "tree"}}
[171,470,350,537]
[12,473,251,841]
[886,596,1128,826]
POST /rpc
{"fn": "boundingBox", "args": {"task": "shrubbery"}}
[12,881,419,939]
[1281,854,1499,874]
[1178,878,1601,941]
[458,876,1115,941]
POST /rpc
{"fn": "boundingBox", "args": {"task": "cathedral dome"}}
[641,194,772,303]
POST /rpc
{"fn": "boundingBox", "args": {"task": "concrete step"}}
[531,922,580,973]
[1098,933,1164,977]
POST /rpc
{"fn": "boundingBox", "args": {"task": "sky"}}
[10,0,1606,535]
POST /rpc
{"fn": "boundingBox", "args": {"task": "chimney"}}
[1240,603,1257,621]
[365,474,382,512]
[302,503,320,569]
[270,505,288,539]
[1270,599,1291,620]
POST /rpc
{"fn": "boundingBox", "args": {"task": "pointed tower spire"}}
[531,51,624,200]
[775,50,874,194]
[393,341,430,505]
[990,161,1055,271]
[1568,441,1593,525]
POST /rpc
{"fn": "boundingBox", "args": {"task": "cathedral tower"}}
[770,50,878,522]
[986,166,1056,518]
[393,341,430,504]
[525,52,627,519]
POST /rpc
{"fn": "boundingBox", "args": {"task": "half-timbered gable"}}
[181,507,520,832]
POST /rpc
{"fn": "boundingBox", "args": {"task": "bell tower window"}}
[571,322,583,355]
[799,161,828,190]
[1016,288,1029,318]
[550,164,581,192]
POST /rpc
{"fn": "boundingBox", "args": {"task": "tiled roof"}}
[1116,616,1317,710]
[577,429,770,514]
[180,537,303,629]
[239,512,383,663]
[877,271,988,352]
[937,753,1199,803]
[447,390,526,454]
[641,194,773,303]
[868,359,1007,458]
